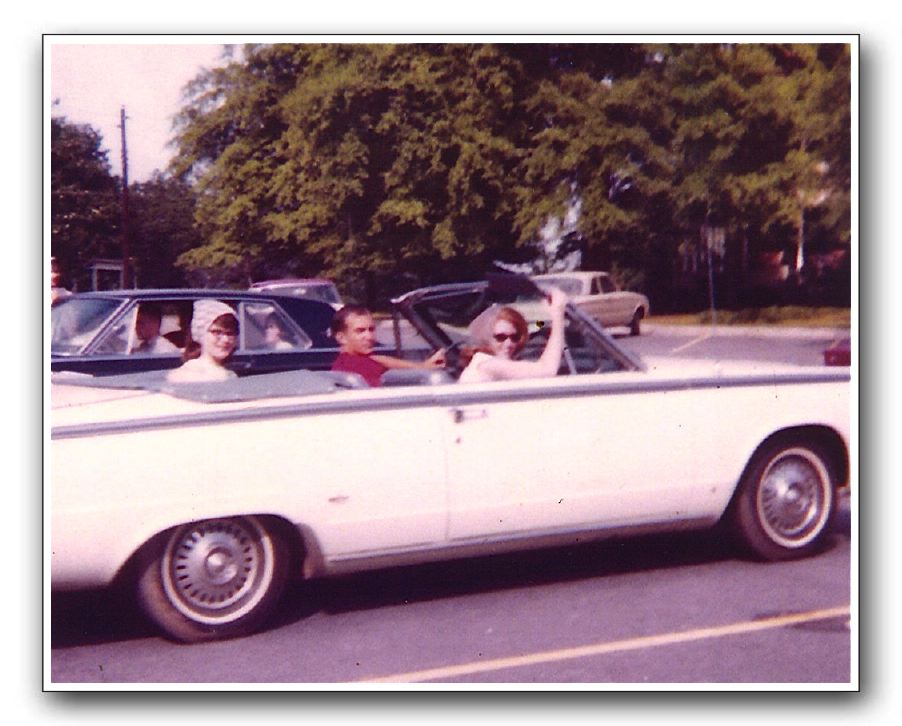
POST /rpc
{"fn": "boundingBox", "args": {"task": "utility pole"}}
[119,106,133,288]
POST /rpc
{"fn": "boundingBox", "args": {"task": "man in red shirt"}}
[330,305,446,386]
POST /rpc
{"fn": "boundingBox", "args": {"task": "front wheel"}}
[629,308,644,336]
[730,440,836,561]
[137,515,288,643]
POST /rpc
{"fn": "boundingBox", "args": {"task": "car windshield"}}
[533,276,584,296]
[305,285,342,305]
[405,285,631,375]
[51,297,123,354]
[266,284,341,305]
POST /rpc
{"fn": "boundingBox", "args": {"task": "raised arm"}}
[479,287,568,380]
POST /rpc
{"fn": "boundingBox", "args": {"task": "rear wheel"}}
[137,515,288,643]
[730,439,836,561]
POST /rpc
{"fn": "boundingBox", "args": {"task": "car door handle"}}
[451,407,488,424]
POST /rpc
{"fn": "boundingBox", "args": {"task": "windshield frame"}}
[393,280,646,373]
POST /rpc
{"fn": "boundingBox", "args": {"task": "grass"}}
[651,306,851,328]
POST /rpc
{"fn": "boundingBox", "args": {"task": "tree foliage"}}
[50,116,121,291]
[172,44,533,294]
[128,174,204,288]
[166,42,851,308]
[51,115,207,291]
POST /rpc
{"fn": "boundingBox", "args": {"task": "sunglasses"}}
[492,332,522,343]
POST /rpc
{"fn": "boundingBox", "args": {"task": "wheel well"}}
[112,514,314,594]
[259,515,313,581]
[718,425,848,527]
[736,426,849,500]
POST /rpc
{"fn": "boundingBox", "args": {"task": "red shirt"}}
[330,352,387,387]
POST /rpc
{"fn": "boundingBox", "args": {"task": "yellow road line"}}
[360,605,850,684]
[671,333,713,353]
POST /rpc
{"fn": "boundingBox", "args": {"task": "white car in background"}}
[532,271,650,335]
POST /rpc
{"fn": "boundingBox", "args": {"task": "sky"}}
[49,42,228,181]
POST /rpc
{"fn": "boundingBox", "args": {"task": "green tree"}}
[513,45,675,285]
[169,42,851,309]
[765,44,851,275]
[50,115,120,291]
[128,174,203,288]
[171,44,534,302]
[663,43,851,302]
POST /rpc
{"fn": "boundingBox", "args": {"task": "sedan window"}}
[240,302,313,351]
[87,301,188,356]
[51,297,124,354]
[90,308,137,355]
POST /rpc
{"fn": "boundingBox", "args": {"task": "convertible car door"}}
[289,395,450,558]
[441,376,709,542]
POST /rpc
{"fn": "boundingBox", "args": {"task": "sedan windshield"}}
[264,284,342,305]
[304,285,342,306]
[533,276,584,296]
[51,297,123,354]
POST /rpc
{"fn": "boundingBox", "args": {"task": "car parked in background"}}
[823,337,851,366]
[50,289,347,377]
[531,271,650,335]
[249,278,344,310]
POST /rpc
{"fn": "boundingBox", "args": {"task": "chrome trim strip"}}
[53,370,848,440]
[316,516,718,576]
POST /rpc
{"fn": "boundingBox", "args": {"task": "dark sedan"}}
[51,289,349,377]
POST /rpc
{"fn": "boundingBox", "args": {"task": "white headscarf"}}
[190,299,237,342]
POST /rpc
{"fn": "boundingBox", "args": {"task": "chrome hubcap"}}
[161,517,274,624]
[757,448,830,547]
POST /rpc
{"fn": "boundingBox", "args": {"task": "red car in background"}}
[823,338,851,366]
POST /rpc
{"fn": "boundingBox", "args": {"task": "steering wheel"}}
[442,340,467,377]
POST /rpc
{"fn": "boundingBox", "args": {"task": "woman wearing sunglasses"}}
[458,287,568,383]
[167,299,240,382]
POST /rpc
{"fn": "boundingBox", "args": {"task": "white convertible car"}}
[50,277,851,643]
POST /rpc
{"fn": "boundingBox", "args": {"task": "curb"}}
[642,323,849,340]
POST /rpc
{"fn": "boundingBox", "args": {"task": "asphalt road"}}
[618,322,848,368]
[49,500,851,684]
[48,327,854,686]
